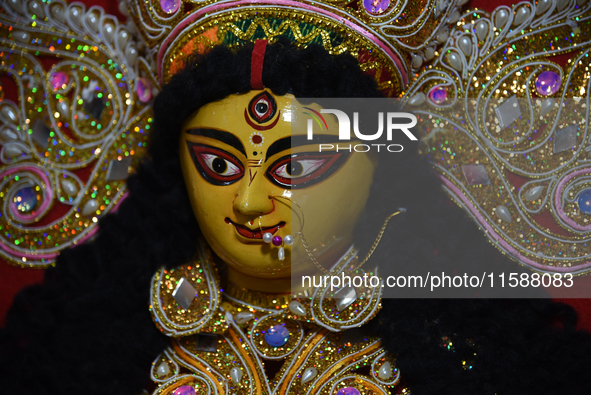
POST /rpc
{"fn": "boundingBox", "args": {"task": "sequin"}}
[264,324,289,347]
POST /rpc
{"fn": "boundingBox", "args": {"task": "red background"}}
[1,0,591,329]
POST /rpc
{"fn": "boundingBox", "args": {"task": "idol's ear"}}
[150,239,228,337]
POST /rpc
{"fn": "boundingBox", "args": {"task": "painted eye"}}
[266,152,349,189]
[201,154,242,177]
[274,159,325,179]
[248,91,277,123]
[187,142,244,186]
[254,100,269,117]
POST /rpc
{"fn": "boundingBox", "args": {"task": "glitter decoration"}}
[172,386,196,395]
[264,324,290,347]
[136,77,153,103]
[50,71,68,91]
[363,0,390,15]
[160,0,181,14]
[336,387,361,395]
[535,71,561,96]
[578,189,591,215]
[428,86,447,104]
[13,187,38,213]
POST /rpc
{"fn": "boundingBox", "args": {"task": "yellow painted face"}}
[179,90,376,279]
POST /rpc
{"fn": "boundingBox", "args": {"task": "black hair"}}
[2,38,591,394]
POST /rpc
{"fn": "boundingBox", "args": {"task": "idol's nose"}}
[233,171,274,216]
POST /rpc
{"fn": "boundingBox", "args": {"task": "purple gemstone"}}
[535,71,561,96]
[336,387,361,395]
[50,71,69,91]
[272,236,282,246]
[172,386,195,395]
[160,0,180,14]
[136,77,152,103]
[14,187,38,213]
[363,0,390,14]
[264,324,290,347]
[428,86,447,104]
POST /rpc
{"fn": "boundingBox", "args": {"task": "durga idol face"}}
[179,90,377,287]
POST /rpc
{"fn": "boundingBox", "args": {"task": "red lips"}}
[225,218,285,239]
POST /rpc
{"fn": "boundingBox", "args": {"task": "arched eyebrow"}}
[265,134,342,161]
[186,128,246,157]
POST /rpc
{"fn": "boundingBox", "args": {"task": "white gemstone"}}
[288,301,306,316]
[278,247,285,261]
[85,11,100,33]
[82,199,99,215]
[446,52,463,71]
[57,100,70,118]
[28,1,46,19]
[408,92,426,106]
[61,179,78,197]
[557,0,569,10]
[157,361,170,377]
[424,46,436,60]
[475,20,489,41]
[117,28,129,49]
[524,186,544,201]
[12,31,30,44]
[263,232,273,243]
[50,4,66,23]
[513,6,530,26]
[536,0,552,15]
[0,128,18,141]
[540,98,555,115]
[447,10,460,24]
[284,235,294,246]
[125,45,138,66]
[458,36,472,57]
[118,2,131,16]
[301,367,318,384]
[494,9,509,27]
[1,106,18,122]
[102,22,115,43]
[411,54,423,69]
[495,205,512,223]
[234,312,254,325]
[334,286,357,311]
[230,367,243,384]
[7,0,23,13]
[4,145,24,158]
[436,29,449,44]
[378,361,393,380]
[68,6,83,26]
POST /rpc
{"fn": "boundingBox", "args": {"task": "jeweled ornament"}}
[172,386,195,395]
[264,324,290,347]
[336,387,361,395]
[535,71,561,96]
[272,236,282,246]
[428,86,448,104]
[136,77,152,103]
[160,0,180,13]
[13,187,38,213]
[577,188,591,215]
[363,0,390,14]
[50,71,68,91]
